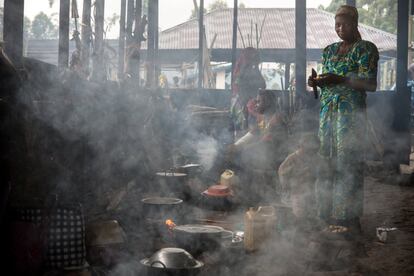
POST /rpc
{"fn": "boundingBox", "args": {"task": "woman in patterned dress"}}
[307,5,379,233]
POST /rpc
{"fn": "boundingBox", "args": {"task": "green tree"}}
[190,0,247,19]
[31,12,58,39]
[24,16,32,40]
[208,0,228,11]
[320,0,397,34]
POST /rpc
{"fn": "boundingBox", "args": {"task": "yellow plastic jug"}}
[244,206,276,252]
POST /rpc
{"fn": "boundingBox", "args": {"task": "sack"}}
[11,204,86,269]
[9,221,45,275]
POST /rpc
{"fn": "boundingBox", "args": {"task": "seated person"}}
[278,133,326,224]
[228,89,288,172]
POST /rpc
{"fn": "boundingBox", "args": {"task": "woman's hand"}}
[308,73,347,88]
[307,75,317,88]
[315,73,347,86]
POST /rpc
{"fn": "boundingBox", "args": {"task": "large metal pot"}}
[141,247,203,276]
[141,197,183,221]
[155,171,189,199]
[172,224,231,256]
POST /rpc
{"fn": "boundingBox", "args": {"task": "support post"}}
[92,0,105,81]
[231,0,238,92]
[81,0,92,75]
[198,0,204,89]
[118,0,127,79]
[154,0,159,85]
[146,0,158,87]
[134,0,143,82]
[126,0,135,46]
[394,0,411,164]
[295,0,307,98]
[58,0,70,71]
[3,0,24,67]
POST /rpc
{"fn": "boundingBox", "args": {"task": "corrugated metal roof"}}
[159,8,396,51]
[26,8,397,66]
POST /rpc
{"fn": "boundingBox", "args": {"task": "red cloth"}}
[232,47,261,96]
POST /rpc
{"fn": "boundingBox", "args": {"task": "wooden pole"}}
[3,0,24,67]
[58,0,70,71]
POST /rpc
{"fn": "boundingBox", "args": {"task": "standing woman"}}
[308,5,379,233]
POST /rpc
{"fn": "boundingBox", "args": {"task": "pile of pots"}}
[141,247,203,276]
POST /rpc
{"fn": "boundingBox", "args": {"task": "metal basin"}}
[141,247,203,270]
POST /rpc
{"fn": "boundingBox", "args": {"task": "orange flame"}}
[165,219,176,229]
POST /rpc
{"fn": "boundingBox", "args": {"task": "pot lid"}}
[179,163,201,169]
[141,197,183,205]
[202,185,233,197]
[174,224,224,234]
[155,172,187,177]
[141,247,203,269]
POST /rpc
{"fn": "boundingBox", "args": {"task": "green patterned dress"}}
[316,40,379,221]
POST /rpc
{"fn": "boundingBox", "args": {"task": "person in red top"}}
[228,89,288,171]
[230,47,266,135]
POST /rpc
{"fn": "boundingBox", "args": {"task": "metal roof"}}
[158,8,396,51]
[25,8,397,66]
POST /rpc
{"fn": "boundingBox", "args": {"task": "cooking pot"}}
[172,224,232,256]
[199,185,234,211]
[141,247,203,276]
[141,197,183,221]
[155,171,190,199]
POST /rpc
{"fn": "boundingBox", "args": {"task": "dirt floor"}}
[99,164,414,276]
[355,174,414,276]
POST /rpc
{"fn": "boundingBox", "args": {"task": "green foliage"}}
[320,0,397,34]
[31,12,58,39]
[189,7,207,20]
[24,17,32,40]
[208,0,228,11]
[189,0,247,19]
